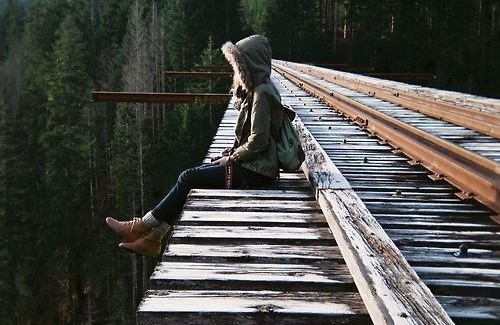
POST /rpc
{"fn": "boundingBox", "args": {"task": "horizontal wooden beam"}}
[195,65,232,72]
[165,71,233,78]
[295,116,454,325]
[92,92,231,104]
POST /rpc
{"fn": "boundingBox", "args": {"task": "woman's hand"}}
[220,147,232,156]
[211,155,232,166]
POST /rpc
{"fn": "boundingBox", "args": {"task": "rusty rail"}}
[276,61,500,138]
[194,65,232,72]
[91,91,231,104]
[165,71,233,78]
[273,63,500,222]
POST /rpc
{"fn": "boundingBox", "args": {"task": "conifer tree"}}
[40,13,92,324]
[2,1,63,322]
[0,0,25,60]
[0,70,14,325]
[114,0,156,311]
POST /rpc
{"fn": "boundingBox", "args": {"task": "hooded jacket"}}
[222,35,283,179]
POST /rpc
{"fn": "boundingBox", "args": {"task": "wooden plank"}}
[387,229,500,240]
[137,290,371,325]
[423,282,499,299]
[137,290,370,325]
[294,118,351,191]
[317,189,455,325]
[178,210,327,225]
[149,261,354,290]
[293,113,455,324]
[170,225,335,245]
[165,71,233,78]
[436,295,500,323]
[399,247,500,268]
[184,199,321,212]
[389,230,500,249]
[91,91,231,104]
[414,266,500,290]
[379,219,498,232]
[164,244,343,262]
[188,188,315,200]
[195,65,232,72]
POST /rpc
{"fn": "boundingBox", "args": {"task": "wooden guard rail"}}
[165,71,232,78]
[294,116,455,325]
[194,65,232,72]
[91,91,231,104]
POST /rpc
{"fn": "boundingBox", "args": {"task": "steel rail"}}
[92,91,231,104]
[274,61,500,138]
[273,64,500,222]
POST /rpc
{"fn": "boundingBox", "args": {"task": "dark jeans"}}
[152,163,274,224]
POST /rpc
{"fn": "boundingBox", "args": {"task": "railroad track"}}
[271,66,500,324]
[273,60,500,221]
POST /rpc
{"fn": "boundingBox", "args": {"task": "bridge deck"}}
[136,101,371,324]
[136,66,500,324]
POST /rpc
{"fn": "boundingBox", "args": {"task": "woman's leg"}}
[107,163,274,257]
[151,163,274,225]
[152,164,226,224]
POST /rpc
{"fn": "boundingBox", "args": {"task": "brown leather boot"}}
[106,217,150,243]
[119,230,164,258]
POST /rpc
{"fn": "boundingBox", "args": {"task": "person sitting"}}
[106,35,284,258]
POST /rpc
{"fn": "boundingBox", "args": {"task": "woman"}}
[106,35,284,258]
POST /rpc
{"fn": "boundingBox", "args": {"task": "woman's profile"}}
[106,35,284,258]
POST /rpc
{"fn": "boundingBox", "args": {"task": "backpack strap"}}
[282,104,296,120]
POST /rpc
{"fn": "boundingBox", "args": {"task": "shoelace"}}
[123,217,142,233]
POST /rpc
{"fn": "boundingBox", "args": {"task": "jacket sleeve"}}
[233,89,272,162]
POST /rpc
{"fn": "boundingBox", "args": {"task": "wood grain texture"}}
[137,290,371,325]
[290,104,454,324]
[293,117,351,191]
[137,94,372,324]
[164,243,343,262]
[317,189,454,325]
[177,210,327,226]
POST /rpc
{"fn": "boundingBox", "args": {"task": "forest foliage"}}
[0,0,498,324]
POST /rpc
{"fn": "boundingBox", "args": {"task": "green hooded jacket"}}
[222,35,283,179]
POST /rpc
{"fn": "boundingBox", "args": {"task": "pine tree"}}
[240,0,276,34]
[164,0,243,71]
[39,13,93,324]
[0,67,14,325]
[114,0,156,312]
[0,0,25,60]
[2,1,63,323]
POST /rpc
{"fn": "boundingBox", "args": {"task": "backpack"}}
[276,105,305,171]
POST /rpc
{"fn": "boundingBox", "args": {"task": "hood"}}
[221,35,272,94]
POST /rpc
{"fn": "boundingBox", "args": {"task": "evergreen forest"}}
[0,0,498,324]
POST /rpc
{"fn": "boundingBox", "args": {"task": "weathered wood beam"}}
[165,71,233,78]
[195,65,232,72]
[294,116,455,325]
[91,91,231,104]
